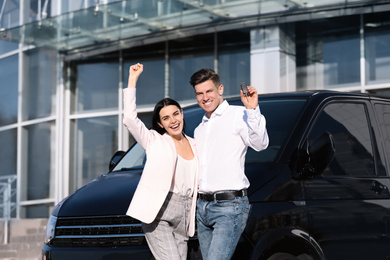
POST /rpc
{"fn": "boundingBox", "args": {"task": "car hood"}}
[52,170,142,217]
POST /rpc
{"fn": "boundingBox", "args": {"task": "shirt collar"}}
[202,100,229,121]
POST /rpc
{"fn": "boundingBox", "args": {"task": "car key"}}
[241,82,248,97]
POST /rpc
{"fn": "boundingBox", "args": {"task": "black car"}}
[42,90,390,260]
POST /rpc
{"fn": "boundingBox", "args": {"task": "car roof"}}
[182,90,390,110]
[231,90,390,103]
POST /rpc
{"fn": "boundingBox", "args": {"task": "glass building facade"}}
[1,0,390,218]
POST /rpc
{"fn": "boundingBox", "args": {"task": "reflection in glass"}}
[23,48,57,120]
[73,62,119,113]
[124,59,165,106]
[23,122,56,201]
[70,116,118,192]
[0,55,18,126]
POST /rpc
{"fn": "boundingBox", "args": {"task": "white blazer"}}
[122,88,198,237]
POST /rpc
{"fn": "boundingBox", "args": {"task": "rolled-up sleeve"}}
[242,105,269,152]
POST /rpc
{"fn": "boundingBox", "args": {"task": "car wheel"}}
[266,252,314,260]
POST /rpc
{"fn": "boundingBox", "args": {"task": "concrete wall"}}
[0,219,47,260]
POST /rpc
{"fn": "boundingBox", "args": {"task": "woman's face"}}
[158,105,184,137]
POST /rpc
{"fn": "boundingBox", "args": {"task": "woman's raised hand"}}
[127,63,143,88]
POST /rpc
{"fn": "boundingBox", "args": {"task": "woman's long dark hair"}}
[152,98,186,135]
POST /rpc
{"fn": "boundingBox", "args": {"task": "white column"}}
[250,25,296,94]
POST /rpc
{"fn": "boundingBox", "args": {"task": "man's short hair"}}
[189,68,221,88]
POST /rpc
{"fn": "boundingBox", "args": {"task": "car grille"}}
[50,215,146,247]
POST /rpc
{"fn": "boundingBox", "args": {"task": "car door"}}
[374,100,390,258]
[303,99,390,259]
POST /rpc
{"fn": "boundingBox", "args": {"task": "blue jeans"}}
[196,196,251,260]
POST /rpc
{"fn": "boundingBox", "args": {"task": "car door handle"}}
[371,180,388,196]
[290,200,306,207]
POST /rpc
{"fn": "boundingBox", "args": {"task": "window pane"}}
[365,13,390,85]
[22,204,53,219]
[323,36,360,87]
[0,0,20,29]
[170,34,214,102]
[218,31,250,97]
[28,0,52,22]
[22,122,56,201]
[309,102,374,176]
[23,48,57,120]
[70,116,118,192]
[73,62,119,114]
[0,40,18,54]
[0,128,17,218]
[219,50,250,96]
[170,54,213,101]
[0,55,18,126]
[296,16,360,90]
[124,59,165,106]
[0,129,17,176]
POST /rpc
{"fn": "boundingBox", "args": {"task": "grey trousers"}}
[142,192,192,260]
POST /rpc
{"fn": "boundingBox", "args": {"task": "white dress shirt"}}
[195,100,269,193]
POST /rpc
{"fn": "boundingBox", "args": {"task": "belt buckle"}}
[215,191,233,201]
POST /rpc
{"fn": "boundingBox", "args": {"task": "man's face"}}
[194,79,224,118]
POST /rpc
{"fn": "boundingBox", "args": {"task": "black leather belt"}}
[198,189,247,201]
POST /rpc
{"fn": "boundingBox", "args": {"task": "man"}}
[189,68,269,260]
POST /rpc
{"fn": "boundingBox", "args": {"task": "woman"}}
[123,63,198,260]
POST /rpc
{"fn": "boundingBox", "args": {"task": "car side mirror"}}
[109,150,126,171]
[292,132,335,180]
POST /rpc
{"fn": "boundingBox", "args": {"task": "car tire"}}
[267,252,315,260]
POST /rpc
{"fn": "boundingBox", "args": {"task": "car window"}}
[308,102,375,177]
[374,103,390,175]
[183,106,205,138]
[244,98,307,163]
[111,143,146,171]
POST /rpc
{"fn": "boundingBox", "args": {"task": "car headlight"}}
[45,215,58,244]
